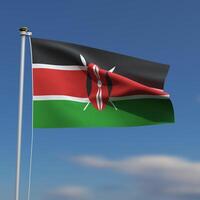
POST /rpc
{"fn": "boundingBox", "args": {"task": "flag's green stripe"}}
[33,99,174,128]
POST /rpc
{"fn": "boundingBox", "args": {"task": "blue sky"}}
[0,0,200,200]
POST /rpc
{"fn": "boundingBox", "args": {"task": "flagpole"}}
[15,27,29,200]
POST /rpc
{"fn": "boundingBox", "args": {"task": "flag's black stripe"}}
[31,38,169,89]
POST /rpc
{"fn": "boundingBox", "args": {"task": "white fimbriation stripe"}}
[33,94,169,103]
[33,95,90,103]
[110,94,170,101]
[32,63,86,71]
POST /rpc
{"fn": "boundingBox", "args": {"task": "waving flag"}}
[31,38,174,128]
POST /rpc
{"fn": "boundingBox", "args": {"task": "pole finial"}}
[19,27,29,35]
[19,27,29,32]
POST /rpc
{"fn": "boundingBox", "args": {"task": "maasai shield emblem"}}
[80,55,115,111]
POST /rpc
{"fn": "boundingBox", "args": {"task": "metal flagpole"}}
[15,27,29,200]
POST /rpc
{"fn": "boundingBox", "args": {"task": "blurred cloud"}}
[72,155,200,199]
[49,185,91,200]
[197,95,200,103]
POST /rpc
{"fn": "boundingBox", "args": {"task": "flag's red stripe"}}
[33,68,88,97]
[33,68,168,97]
[109,72,168,97]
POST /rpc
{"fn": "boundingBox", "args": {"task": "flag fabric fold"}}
[31,38,174,128]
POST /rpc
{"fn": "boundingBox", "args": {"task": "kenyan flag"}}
[31,38,174,128]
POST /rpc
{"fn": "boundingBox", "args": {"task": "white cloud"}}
[72,155,112,168]
[72,155,200,198]
[51,185,91,199]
